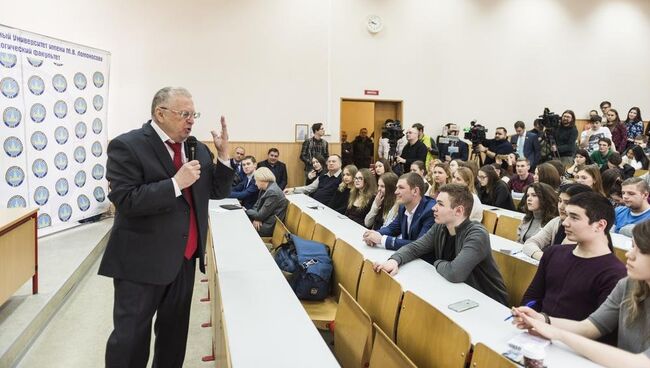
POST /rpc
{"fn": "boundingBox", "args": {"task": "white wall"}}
[3,0,650,142]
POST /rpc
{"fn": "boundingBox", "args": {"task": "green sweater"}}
[590,149,613,168]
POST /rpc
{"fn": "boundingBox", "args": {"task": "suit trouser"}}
[105,258,196,368]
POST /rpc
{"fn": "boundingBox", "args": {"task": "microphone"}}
[186,136,197,161]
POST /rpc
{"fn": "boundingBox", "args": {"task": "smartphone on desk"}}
[448,299,479,313]
[219,204,242,210]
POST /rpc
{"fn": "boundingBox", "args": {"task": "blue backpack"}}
[274,234,333,301]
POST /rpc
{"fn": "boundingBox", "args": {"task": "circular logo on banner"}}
[32,159,48,178]
[1,77,19,98]
[74,146,86,163]
[38,213,51,229]
[74,170,86,188]
[74,72,87,90]
[28,57,43,67]
[92,118,102,134]
[28,75,45,95]
[75,121,87,139]
[55,126,69,144]
[7,195,27,208]
[30,131,48,151]
[34,186,50,205]
[0,52,17,68]
[58,203,73,222]
[91,141,102,157]
[93,71,104,88]
[92,164,105,180]
[55,178,69,196]
[3,107,22,128]
[4,136,23,157]
[77,195,91,211]
[6,166,25,187]
[30,103,46,123]
[93,95,103,111]
[74,97,87,115]
[54,100,67,119]
[54,152,68,170]
[52,74,67,92]
[93,186,106,202]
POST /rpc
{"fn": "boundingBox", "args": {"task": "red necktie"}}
[166,141,198,260]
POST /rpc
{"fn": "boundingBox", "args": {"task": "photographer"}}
[477,127,513,165]
[552,110,579,166]
[438,123,469,162]
[378,119,406,164]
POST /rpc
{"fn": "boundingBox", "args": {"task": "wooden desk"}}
[207,199,338,368]
[287,194,601,367]
[484,206,525,220]
[0,208,38,306]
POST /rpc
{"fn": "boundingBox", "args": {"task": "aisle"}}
[17,256,213,368]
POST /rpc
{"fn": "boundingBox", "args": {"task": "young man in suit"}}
[362,173,435,255]
[99,87,234,368]
[373,184,508,305]
[510,121,541,171]
[229,155,259,209]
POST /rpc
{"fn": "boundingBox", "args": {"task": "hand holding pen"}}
[504,300,537,321]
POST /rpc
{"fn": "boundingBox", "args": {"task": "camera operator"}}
[552,110,579,166]
[477,127,513,165]
[438,123,469,162]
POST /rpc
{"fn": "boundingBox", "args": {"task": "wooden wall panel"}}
[204,141,341,188]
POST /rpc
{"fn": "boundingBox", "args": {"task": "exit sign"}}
[364,90,379,96]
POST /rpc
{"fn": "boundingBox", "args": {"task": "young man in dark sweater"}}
[396,127,427,172]
[521,192,626,343]
[373,184,508,305]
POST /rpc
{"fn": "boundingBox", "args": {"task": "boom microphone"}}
[186,136,197,161]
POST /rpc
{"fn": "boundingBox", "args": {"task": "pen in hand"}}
[504,300,537,321]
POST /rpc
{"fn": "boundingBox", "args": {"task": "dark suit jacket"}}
[99,121,234,285]
[378,196,436,250]
[510,132,540,169]
[257,160,288,189]
[245,182,288,237]
[229,175,259,209]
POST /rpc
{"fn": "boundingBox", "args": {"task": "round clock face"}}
[367,15,383,34]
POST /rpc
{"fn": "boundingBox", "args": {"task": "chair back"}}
[285,202,302,233]
[357,260,403,341]
[312,223,336,254]
[334,285,372,368]
[332,239,364,300]
[296,211,317,240]
[270,216,290,248]
[369,323,416,368]
[494,215,521,241]
[469,342,517,367]
[481,210,498,233]
[396,291,471,368]
[491,250,537,307]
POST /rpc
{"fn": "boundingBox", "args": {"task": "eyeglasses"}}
[477,175,487,179]
[354,177,364,181]
[159,106,201,119]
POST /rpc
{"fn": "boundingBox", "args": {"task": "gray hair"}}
[254,167,276,183]
[151,87,192,117]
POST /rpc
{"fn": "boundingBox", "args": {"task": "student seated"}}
[575,165,607,196]
[410,160,430,195]
[521,192,627,342]
[508,158,534,194]
[426,162,451,199]
[533,162,561,190]
[451,167,483,222]
[345,168,377,225]
[566,149,593,179]
[285,155,343,205]
[517,183,558,243]
[362,173,435,250]
[256,148,288,189]
[523,184,592,260]
[328,165,357,214]
[477,165,515,210]
[614,177,650,236]
[245,167,288,237]
[365,172,399,230]
[591,137,614,169]
[228,155,259,209]
[512,220,650,368]
[373,184,508,305]
[605,152,635,180]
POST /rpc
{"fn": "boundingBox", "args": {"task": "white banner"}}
[0,24,110,236]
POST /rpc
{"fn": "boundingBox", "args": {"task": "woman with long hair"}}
[575,165,606,196]
[449,159,462,176]
[364,172,399,230]
[624,107,643,149]
[452,167,483,222]
[623,146,650,170]
[345,168,377,225]
[427,162,451,199]
[533,162,561,190]
[410,160,430,194]
[605,108,628,152]
[517,183,559,243]
[328,165,357,214]
[512,220,650,368]
[602,168,624,206]
[371,158,393,181]
[567,149,594,179]
[477,165,515,210]
[305,155,326,185]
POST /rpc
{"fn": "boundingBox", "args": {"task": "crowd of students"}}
[227,105,650,366]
